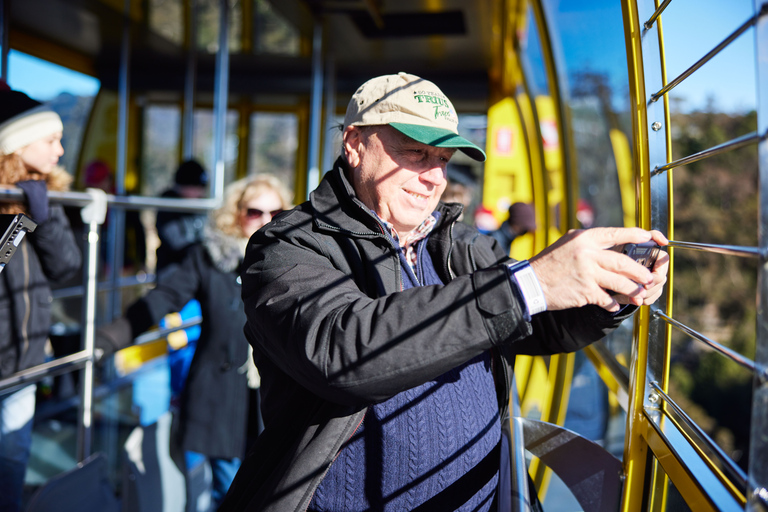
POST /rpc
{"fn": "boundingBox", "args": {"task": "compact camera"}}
[610,241,662,270]
[0,214,37,273]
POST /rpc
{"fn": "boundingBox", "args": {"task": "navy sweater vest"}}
[308,233,500,511]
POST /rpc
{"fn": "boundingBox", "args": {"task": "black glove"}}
[16,180,49,223]
[95,317,134,362]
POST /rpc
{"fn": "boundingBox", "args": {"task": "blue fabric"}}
[132,364,171,426]
[310,230,500,512]
[564,351,609,442]
[0,385,36,512]
[186,451,241,509]
[164,299,202,398]
[16,180,49,223]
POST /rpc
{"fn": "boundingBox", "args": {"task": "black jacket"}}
[101,227,249,459]
[155,188,207,273]
[0,205,81,378]
[221,159,635,511]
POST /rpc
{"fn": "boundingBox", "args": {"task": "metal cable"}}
[649,5,767,103]
[653,309,766,382]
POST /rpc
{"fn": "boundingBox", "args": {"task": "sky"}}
[548,0,758,114]
[7,50,100,100]
[4,0,760,114]
[660,0,757,113]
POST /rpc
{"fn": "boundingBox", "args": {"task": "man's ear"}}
[343,125,362,168]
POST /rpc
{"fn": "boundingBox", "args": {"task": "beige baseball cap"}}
[343,72,486,162]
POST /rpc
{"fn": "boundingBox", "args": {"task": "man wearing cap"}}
[221,73,668,511]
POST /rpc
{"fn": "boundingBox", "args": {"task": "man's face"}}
[344,125,455,237]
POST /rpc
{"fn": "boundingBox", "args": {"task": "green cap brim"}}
[389,122,486,162]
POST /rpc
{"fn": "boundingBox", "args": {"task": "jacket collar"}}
[203,223,247,273]
[310,156,464,237]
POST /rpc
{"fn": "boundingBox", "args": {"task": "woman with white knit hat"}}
[0,83,81,512]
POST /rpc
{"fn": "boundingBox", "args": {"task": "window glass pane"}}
[651,458,695,512]
[197,0,243,53]
[142,105,182,197]
[149,0,183,45]
[663,0,758,472]
[541,0,631,230]
[521,7,550,98]
[662,0,756,114]
[521,7,563,234]
[253,0,300,55]
[539,0,634,452]
[7,50,100,178]
[194,108,240,187]
[248,112,297,193]
[670,155,757,469]
[451,114,487,225]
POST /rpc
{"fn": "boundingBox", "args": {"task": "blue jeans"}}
[0,385,36,512]
[186,451,241,510]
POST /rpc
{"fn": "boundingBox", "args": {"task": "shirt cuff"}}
[507,260,547,320]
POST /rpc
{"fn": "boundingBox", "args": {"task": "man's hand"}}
[529,227,669,312]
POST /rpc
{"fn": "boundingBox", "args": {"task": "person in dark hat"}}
[0,84,81,512]
[155,159,209,275]
[491,202,537,252]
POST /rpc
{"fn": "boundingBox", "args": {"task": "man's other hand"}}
[529,227,669,312]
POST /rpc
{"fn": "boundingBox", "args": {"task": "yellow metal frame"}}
[487,0,579,499]
[618,1,747,510]
[620,0,673,509]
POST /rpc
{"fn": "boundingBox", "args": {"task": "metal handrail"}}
[52,273,155,300]
[133,317,202,346]
[649,6,767,103]
[651,130,764,176]
[643,0,673,30]
[648,381,748,490]
[666,239,762,258]
[0,187,219,213]
[653,309,767,382]
[0,316,202,395]
[0,351,90,396]
[585,342,630,392]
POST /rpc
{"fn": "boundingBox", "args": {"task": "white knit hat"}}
[0,89,63,155]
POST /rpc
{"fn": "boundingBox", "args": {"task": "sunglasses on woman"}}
[244,208,283,219]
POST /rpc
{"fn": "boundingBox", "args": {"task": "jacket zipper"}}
[20,242,31,358]
[303,408,368,512]
[315,219,404,292]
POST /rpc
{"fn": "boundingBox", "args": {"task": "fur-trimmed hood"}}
[202,222,248,273]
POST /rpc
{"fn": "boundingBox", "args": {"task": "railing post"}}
[0,0,8,80]
[306,18,324,199]
[211,0,229,202]
[749,2,768,510]
[77,189,108,462]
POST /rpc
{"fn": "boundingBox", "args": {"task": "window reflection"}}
[248,112,298,191]
[540,0,632,230]
[149,0,183,45]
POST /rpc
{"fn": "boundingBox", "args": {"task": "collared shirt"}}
[380,214,437,274]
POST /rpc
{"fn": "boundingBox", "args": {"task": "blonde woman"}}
[0,85,81,512]
[97,174,292,508]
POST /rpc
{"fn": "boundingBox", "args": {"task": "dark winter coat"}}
[0,173,82,379]
[100,226,250,459]
[155,188,207,273]
[221,158,636,511]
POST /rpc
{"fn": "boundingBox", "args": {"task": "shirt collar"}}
[379,214,437,249]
